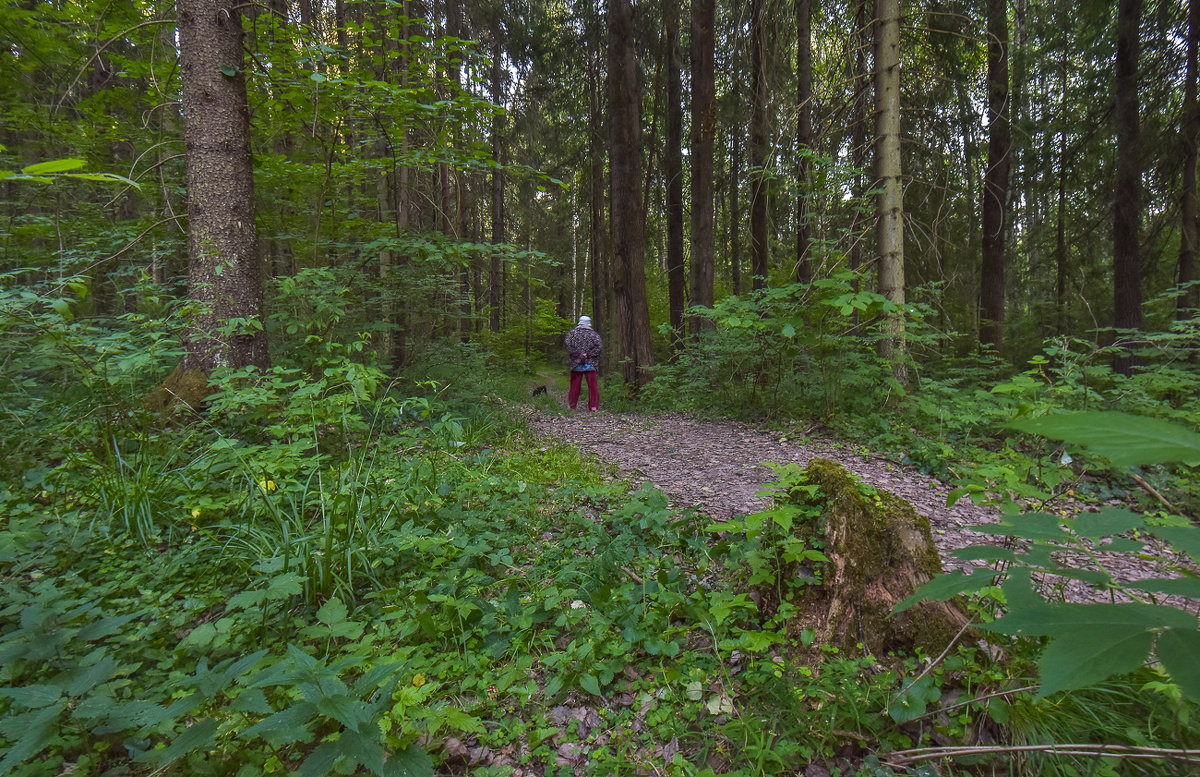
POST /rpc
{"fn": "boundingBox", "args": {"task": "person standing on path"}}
[565,315,603,411]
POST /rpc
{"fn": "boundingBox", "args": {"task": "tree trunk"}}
[588,45,612,349]
[665,0,685,349]
[1180,0,1199,318]
[848,0,870,290]
[177,0,268,377]
[731,128,743,295]
[1055,46,1069,333]
[795,0,814,284]
[609,0,655,387]
[875,0,907,387]
[1113,0,1142,375]
[750,0,769,290]
[489,25,504,333]
[979,0,1011,350]
[689,0,716,335]
[777,459,971,658]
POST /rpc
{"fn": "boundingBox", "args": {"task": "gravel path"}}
[518,386,1199,606]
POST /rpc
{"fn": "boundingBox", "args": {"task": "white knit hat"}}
[577,315,592,328]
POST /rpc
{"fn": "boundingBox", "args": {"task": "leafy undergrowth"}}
[4,381,1199,777]
[2,270,1198,775]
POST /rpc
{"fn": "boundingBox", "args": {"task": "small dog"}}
[531,385,548,397]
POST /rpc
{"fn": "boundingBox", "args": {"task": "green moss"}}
[778,458,970,658]
[145,364,210,416]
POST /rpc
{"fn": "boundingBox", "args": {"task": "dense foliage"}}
[4,0,1200,774]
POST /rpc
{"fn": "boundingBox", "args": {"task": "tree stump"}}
[778,458,970,658]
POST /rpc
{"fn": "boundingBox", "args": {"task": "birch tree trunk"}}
[874,0,907,387]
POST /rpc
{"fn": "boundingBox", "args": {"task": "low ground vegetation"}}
[2,272,1199,776]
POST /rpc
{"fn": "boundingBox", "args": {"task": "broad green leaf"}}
[77,611,141,641]
[266,572,303,599]
[134,718,219,765]
[63,171,140,188]
[985,601,1196,638]
[1148,526,1200,561]
[579,673,601,696]
[310,71,328,82]
[230,688,273,714]
[1126,577,1200,598]
[781,323,796,338]
[892,568,996,613]
[385,743,434,777]
[297,740,340,777]
[0,684,61,708]
[1156,628,1200,703]
[1073,508,1144,538]
[220,65,238,76]
[949,546,1017,562]
[1009,411,1200,466]
[22,158,86,174]
[1036,627,1154,697]
[241,704,314,747]
[0,701,65,773]
[49,298,72,319]
[63,652,119,697]
[970,513,1072,543]
[317,597,348,626]
[888,675,940,723]
[316,694,367,728]
[227,589,267,610]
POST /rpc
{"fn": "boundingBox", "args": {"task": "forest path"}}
[518,380,1194,605]
[519,381,997,574]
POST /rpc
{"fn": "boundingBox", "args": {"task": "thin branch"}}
[884,743,1200,767]
[54,19,177,115]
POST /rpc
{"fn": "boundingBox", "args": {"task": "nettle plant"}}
[899,410,1200,702]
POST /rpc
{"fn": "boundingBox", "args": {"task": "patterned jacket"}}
[564,326,603,371]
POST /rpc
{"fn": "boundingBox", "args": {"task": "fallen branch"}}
[884,742,1200,767]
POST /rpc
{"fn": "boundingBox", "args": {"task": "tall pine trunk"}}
[177,0,268,376]
[1113,0,1142,374]
[489,24,504,333]
[1180,0,1199,318]
[979,0,1010,349]
[795,0,814,284]
[609,0,655,387]
[665,1,686,348]
[689,0,716,334]
[750,0,769,290]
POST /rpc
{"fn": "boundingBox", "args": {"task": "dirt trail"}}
[519,386,1196,603]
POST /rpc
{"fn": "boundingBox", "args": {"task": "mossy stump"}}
[145,364,210,416]
[784,458,969,658]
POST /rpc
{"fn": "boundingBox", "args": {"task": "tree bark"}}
[794,0,814,284]
[979,0,1011,350]
[731,128,743,295]
[1180,0,1199,318]
[848,0,870,288]
[609,0,655,387]
[1113,0,1142,374]
[875,0,907,387]
[750,0,770,290]
[689,0,716,335]
[489,23,504,333]
[665,0,685,349]
[177,0,268,376]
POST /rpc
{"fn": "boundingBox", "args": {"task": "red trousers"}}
[568,370,599,411]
